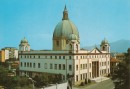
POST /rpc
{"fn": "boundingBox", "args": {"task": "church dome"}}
[53,6,79,40]
[101,38,109,45]
[21,37,28,43]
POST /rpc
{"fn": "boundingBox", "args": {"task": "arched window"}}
[103,46,105,51]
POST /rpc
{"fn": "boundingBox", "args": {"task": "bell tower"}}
[19,37,30,51]
[100,38,110,53]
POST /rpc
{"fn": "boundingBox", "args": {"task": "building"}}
[110,57,119,75]
[116,53,125,60]
[19,6,110,85]
[0,50,9,62]
[2,47,18,60]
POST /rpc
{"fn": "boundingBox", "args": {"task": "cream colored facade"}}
[19,6,110,85]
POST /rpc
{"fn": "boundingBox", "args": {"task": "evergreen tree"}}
[112,53,130,89]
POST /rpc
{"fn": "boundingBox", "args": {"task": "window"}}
[76,75,78,81]
[21,55,22,58]
[56,40,59,46]
[38,56,40,58]
[50,56,52,59]
[50,64,53,69]
[38,63,40,68]
[81,74,82,80]
[59,56,61,59]
[30,56,31,58]
[33,63,35,68]
[55,56,57,59]
[63,56,65,59]
[76,65,78,70]
[80,64,82,70]
[86,64,87,69]
[25,55,26,58]
[103,46,105,51]
[34,55,35,58]
[69,56,71,59]
[21,62,22,67]
[24,62,26,67]
[59,64,61,70]
[63,64,65,70]
[55,64,57,69]
[27,62,29,67]
[69,65,72,71]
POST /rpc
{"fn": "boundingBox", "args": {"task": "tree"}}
[112,53,130,89]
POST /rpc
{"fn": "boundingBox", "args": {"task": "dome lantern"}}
[62,5,69,20]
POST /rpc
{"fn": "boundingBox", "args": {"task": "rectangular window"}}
[21,55,22,58]
[69,65,72,71]
[33,63,35,68]
[81,74,82,80]
[59,64,61,70]
[63,56,65,59]
[76,75,78,81]
[86,64,87,69]
[63,64,65,70]
[25,55,26,58]
[34,55,35,58]
[76,65,78,70]
[38,63,40,68]
[80,64,82,70]
[55,56,57,59]
[21,62,22,67]
[39,56,40,58]
[30,56,31,58]
[27,62,29,67]
[24,62,26,67]
[69,56,71,59]
[59,56,61,59]
[50,56,52,59]
[50,63,53,69]
[55,64,57,69]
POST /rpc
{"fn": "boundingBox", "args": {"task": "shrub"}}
[85,79,87,84]
[80,82,85,86]
[88,79,91,83]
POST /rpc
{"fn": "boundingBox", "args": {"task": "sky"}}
[0,0,130,50]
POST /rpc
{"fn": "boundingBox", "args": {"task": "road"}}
[73,79,115,89]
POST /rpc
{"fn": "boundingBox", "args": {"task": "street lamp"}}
[23,73,35,89]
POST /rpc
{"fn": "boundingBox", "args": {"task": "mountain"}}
[83,39,130,53]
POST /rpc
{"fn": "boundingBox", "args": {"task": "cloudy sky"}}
[0,0,130,50]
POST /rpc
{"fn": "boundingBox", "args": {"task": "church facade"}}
[19,6,110,85]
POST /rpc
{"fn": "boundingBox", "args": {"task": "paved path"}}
[73,79,114,89]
